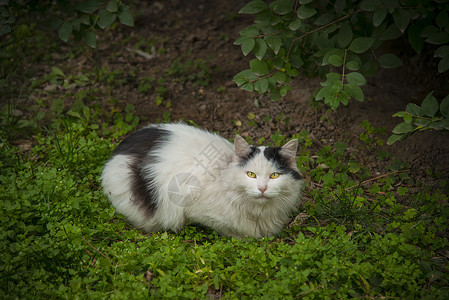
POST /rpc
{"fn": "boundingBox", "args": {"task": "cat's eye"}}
[270,172,280,179]
[247,171,257,178]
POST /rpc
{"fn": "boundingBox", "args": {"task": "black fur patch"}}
[263,147,303,180]
[113,126,169,216]
[238,146,260,167]
[113,127,168,157]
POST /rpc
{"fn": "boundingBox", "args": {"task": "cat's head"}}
[232,135,303,203]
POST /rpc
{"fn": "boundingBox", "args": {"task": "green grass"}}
[0,103,448,298]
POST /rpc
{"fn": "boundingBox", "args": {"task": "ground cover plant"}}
[1,0,449,298]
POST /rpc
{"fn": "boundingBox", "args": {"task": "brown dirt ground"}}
[17,0,449,187]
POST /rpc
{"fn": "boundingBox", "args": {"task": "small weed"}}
[138,76,156,94]
[360,120,386,148]
[167,58,214,86]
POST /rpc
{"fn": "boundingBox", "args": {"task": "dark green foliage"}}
[388,91,449,144]
[0,0,133,48]
[235,0,449,139]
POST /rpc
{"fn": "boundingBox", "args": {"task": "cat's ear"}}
[280,139,298,164]
[234,135,252,158]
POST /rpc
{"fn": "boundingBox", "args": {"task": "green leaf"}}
[337,22,353,48]
[79,14,90,25]
[239,0,267,14]
[393,111,405,118]
[408,24,424,53]
[51,66,65,77]
[393,9,410,33]
[426,32,449,45]
[421,92,439,117]
[265,36,282,54]
[348,37,374,53]
[406,103,421,116]
[381,24,402,41]
[71,18,81,31]
[403,114,412,123]
[436,10,449,28]
[345,82,364,101]
[239,25,259,37]
[346,60,360,71]
[435,46,449,58]
[289,18,302,31]
[250,59,269,75]
[335,0,346,14]
[322,48,344,66]
[75,1,100,13]
[97,9,116,29]
[328,95,341,110]
[346,72,366,86]
[320,72,340,87]
[270,14,282,25]
[421,25,439,37]
[387,133,406,145]
[315,12,335,25]
[392,122,416,134]
[438,55,449,73]
[440,95,449,117]
[315,85,331,101]
[378,53,403,68]
[279,85,291,97]
[328,54,343,67]
[415,118,431,127]
[58,22,72,43]
[360,0,381,12]
[233,69,257,86]
[273,71,290,84]
[286,68,299,77]
[254,39,267,60]
[297,5,317,19]
[289,54,304,68]
[241,38,255,56]
[241,82,255,92]
[42,17,63,31]
[270,0,293,15]
[440,118,449,130]
[84,31,97,48]
[254,78,269,94]
[373,8,387,27]
[118,11,134,27]
[50,99,65,115]
[338,89,350,106]
[106,0,118,12]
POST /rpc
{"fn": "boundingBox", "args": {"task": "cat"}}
[101,123,304,238]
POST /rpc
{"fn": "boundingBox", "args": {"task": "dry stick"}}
[345,169,411,191]
[82,235,116,265]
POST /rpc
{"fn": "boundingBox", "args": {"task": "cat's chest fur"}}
[101,123,304,238]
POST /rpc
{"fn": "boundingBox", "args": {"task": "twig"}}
[82,235,116,265]
[345,169,411,191]
[287,9,363,57]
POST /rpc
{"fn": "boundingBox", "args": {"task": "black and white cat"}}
[101,123,304,238]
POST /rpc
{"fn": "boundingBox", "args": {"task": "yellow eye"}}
[270,172,280,179]
[247,171,256,178]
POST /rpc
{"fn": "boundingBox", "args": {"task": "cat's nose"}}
[258,186,267,194]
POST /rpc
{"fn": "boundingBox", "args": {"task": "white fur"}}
[101,123,303,238]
